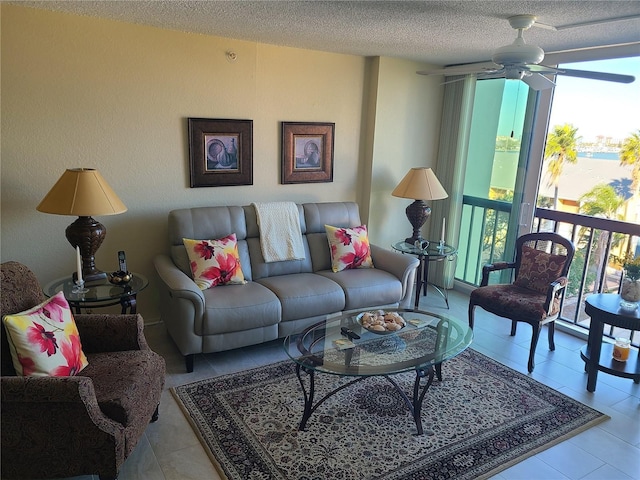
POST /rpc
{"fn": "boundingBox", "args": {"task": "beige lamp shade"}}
[391,167,448,201]
[37,168,127,216]
[37,168,126,282]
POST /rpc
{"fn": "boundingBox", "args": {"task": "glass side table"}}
[44,273,148,315]
[392,241,457,309]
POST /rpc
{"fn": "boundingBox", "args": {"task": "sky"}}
[547,56,640,143]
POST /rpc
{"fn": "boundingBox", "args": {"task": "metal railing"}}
[458,195,640,344]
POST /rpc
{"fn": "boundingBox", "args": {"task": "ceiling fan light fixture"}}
[505,68,525,80]
[492,41,544,66]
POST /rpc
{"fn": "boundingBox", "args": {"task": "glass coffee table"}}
[44,273,148,315]
[283,308,473,435]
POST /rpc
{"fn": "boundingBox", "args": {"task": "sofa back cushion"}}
[168,206,252,280]
[243,205,314,280]
[303,202,363,272]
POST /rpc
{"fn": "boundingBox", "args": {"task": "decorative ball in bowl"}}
[108,271,132,285]
[357,310,406,335]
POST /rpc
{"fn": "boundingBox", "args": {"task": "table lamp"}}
[391,167,448,245]
[37,168,127,282]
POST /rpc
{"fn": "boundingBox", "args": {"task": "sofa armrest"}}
[371,244,419,308]
[75,314,149,353]
[1,375,124,478]
[1,375,122,436]
[154,254,205,309]
[480,261,516,286]
[544,276,568,315]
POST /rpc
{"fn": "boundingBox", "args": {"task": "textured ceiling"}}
[14,1,640,66]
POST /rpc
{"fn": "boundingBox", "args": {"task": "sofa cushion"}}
[256,273,345,321]
[3,292,89,377]
[202,282,281,335]
[82,349,164,427]
[317,269,403,311]
[325,224,374,272]
[470,284,560,322]
[514,246,567,294]
[183,234,246,289]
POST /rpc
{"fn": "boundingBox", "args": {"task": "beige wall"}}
[1,5,442,322]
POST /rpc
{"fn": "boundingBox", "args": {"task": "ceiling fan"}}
[417,15,636,91]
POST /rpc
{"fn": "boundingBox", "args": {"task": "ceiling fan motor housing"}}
[492,40,544,66]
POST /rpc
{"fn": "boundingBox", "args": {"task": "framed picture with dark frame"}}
[281,122,334,184]
[188,118,253,187]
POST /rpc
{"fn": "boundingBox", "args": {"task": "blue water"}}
[577,152,619,161]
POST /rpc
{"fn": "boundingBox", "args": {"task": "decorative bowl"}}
[356,311,406,335]
[108,271,132,285]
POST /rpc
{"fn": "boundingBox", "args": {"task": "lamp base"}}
[65,216,108,282]
[404,200,431,246]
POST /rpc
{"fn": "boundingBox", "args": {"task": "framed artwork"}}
[188,118,253,187]
[281,122,334,184]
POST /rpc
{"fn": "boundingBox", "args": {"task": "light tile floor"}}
[43,289,639,480]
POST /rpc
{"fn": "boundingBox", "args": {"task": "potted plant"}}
[618,253,640,310]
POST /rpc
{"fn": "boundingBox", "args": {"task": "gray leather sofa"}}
[154,202,419,372]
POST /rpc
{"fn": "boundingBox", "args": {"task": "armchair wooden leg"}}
[468,303,476,329]
[528,323,541,373]
[185,354,194,373]
[510,320,517,336]
[151,404,160,422]
[547,322,556,351]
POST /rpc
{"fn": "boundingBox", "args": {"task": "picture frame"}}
[188,118,253,187]
[281,122,334,184]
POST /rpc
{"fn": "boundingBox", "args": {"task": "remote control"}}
[118,251,128,272]
[340,327,360,340]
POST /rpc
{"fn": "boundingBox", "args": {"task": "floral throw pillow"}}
[2,291,89,377]
[325,224,374,273]
[183,234,246,290]
[514,245,567,294]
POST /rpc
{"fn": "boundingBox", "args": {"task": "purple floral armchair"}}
[1,261,166,480]
[468,232,575,373]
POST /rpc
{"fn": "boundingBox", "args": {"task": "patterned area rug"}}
[172,349,608,480]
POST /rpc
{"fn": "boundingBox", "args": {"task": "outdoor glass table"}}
[283,308,473,435]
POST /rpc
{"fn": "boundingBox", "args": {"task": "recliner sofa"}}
[154,202,419,371]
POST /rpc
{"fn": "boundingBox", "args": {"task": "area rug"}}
[172,349,608,480]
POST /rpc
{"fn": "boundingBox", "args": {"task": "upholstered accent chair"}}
[1,261,166,480]
[468,232,575,373]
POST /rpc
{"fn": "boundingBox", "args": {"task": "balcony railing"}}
[458,195,640,345]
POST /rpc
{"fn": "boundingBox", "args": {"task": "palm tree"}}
[544,124,580,209]
[619,129,640,196]
[579,184,625,219]
[578,184,625,294]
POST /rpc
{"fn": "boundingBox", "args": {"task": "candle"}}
[76,246,83,283]
[441,217,446,243]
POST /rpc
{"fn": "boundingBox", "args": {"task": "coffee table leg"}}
[295,363,315,431]
[412,366,435,435]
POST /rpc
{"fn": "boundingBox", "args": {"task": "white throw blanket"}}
[253,202,306,262]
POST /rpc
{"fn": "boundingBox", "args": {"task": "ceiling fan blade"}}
[521,73,556,91]
[417,62,501,77]
[531,13,640,31]
[556,68,635,83]
[553,14,640,31]
[527,64,561,74]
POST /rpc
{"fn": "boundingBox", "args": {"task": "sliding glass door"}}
[456,78,547,285]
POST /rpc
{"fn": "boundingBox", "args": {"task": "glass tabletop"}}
[284,308,473,376]
[44,272,148,304]
[392,240,457,257]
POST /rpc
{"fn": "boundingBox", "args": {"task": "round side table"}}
[580,293,639,392]
[392,241,457,309]
[44,273,148,314]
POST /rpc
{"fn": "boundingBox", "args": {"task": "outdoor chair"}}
[1,261,166,480]
[468,232,575,373]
